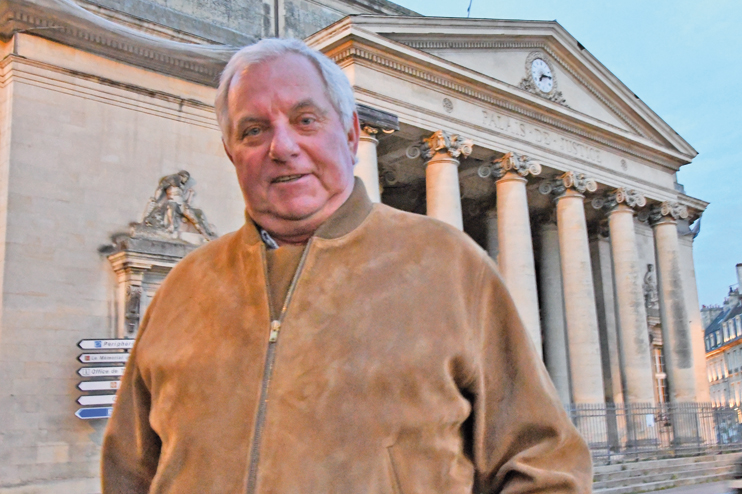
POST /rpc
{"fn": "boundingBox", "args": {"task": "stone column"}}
[678,229,711,403]
[650,202,697,402]
[421,131,473,230]
[485,209,499,263]
[540,171,605,404]
[355,126,381,202]
[538,219,571,404]
[355,104,400,203]
[597,189,655,403]
[492,153,543,355]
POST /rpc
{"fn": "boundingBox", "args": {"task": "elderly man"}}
[101,39,592,494]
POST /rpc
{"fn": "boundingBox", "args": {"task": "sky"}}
[393,0,742,307]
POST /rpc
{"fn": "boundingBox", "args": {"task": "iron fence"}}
[566,403,742,464]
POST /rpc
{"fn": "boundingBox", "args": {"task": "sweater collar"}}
[241,177,374,247]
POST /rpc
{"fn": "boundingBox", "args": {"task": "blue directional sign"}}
[75,407,113,420]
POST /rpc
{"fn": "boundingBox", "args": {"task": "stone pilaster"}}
[492,152,543,354]
[540,171,605,404]
[421,131,473,230]
[649,201,697,402]
[593,188,655,404]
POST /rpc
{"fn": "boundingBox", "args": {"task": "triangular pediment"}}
[309,16,696,161]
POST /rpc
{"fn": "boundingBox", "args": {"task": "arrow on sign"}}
[78,339,134,350]
[78,353,130,363]
[75,407,113,420]
[77,394,116,406]
[78,380,120,391]
[78,366,125,377]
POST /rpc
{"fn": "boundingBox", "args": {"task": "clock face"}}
[531,58,554,93]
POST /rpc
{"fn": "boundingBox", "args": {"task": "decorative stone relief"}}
[519,51,568,107]
[591,187,647,211]
[643,264,660,311]
[421,130,474,161]
[648,201,689,225]
[102,171,217,337]
[139,170,217,242]
[538,171,597,197]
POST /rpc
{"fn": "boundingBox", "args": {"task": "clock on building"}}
[531,58,554,93]
[520,52,567,106]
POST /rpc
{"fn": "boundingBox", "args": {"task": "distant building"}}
[705,264,742,407]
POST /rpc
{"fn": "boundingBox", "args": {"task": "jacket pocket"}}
[385,445,404,494]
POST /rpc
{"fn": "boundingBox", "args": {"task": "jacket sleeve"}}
[100,309,161,493]
[470,256,593,494]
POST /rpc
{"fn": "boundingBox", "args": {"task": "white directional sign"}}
[77,394,116,406]
[78,353,129,364]
[78,366,125,377]
[78,339,135,350]
[78,380,120,391]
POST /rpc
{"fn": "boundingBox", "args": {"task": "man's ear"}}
[222,138,235,165]
[347,112,360,158]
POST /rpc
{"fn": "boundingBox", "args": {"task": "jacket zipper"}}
[246,240,313,494]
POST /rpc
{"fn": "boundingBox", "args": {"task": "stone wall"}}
[0,34,244,491]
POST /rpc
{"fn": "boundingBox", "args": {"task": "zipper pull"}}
[269,320,281,343]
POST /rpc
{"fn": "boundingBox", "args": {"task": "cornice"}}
[3,54,220,129]
[330,43,684,170]
[0,0,239,87]
[396,38,648,140]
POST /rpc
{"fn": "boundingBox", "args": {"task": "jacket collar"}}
[240,177,373,247]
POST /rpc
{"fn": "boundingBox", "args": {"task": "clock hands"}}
[539,73,552,82]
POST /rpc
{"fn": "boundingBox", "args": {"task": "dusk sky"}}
[393,0,742,306]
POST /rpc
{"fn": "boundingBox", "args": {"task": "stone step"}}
[594,452,741,474]
[593,464,733,490]
[594,473,735,494]
[594,459,736,482]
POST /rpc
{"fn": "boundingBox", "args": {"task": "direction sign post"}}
[77,395,116,406]
[78,353,130,364]
[78,366,125,378]
[77,380,121,391]
[78,339,135,350]
[75,407,113,420]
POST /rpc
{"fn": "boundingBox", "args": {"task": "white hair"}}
[215,38,355,139]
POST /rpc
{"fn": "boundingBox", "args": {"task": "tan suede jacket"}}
[101,183,592,494]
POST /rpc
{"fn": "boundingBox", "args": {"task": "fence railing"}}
[566,402,742,464]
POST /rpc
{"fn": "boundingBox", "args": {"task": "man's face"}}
[222,53,359,243]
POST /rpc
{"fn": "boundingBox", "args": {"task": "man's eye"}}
[242,127,262,138]
[299,116,316,126]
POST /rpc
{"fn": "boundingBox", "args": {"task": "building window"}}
[653,348,668,404]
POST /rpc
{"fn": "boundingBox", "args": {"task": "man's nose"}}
[268,124,300,163]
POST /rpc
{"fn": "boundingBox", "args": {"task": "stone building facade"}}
[705,265,742,407]
[0,0,709,490]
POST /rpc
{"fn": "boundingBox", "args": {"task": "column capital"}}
[357,103,399,133]
[421,130,473,161]
[478,152,542,180]
[591,187,646,213]
[361,125,380,136]
[648,201,688,226]
[538,171,597,198]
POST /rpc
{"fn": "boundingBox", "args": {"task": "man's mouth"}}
[272,174,305,184]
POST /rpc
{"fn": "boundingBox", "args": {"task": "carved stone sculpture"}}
[643,264,660,310]
[139,170,217,241]
[479,152,542,180]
